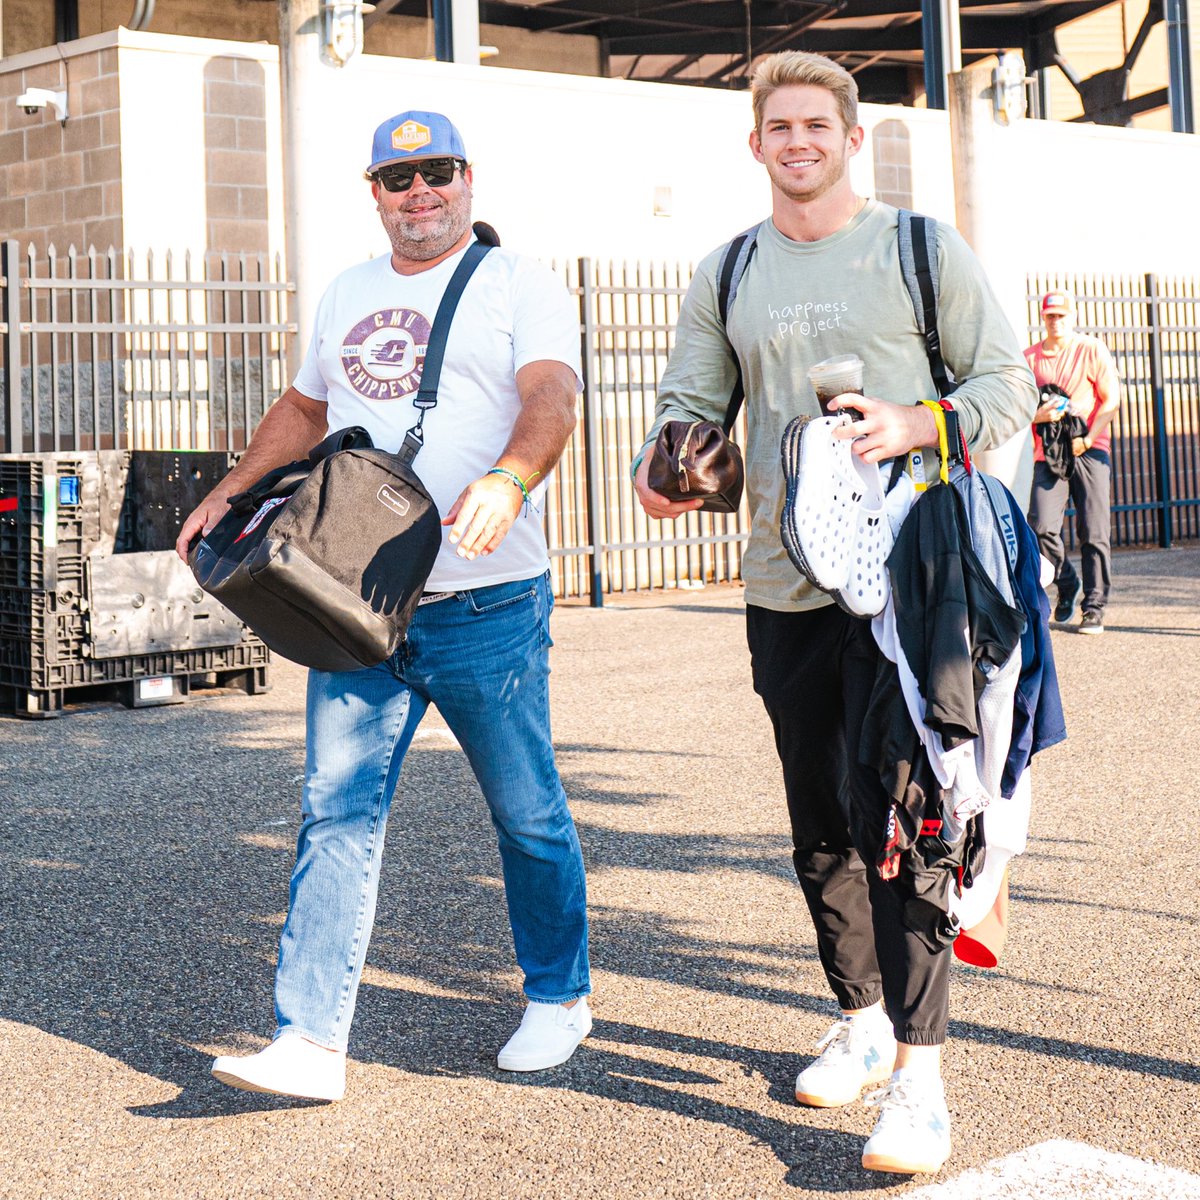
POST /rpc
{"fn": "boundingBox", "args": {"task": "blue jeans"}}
[273,571,590,1051]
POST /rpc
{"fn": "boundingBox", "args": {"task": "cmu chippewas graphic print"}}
[340,307,434,401]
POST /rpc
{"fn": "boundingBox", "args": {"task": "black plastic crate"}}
[0,450,270,718]
[0,586,89,676]
[0,454,101,594]
[127,451,235,552]
[0,450,237,587]
[0,638,271,718]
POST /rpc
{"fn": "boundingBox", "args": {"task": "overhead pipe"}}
[128,0,155,31]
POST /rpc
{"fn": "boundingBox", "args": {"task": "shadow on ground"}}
[3,550,1200,1189]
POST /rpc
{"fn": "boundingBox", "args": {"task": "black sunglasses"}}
[373,157,465,192]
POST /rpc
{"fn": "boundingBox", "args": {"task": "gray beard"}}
[380,188,473,262]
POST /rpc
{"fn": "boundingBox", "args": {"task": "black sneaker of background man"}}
[1054,578,1083,624]
[1079,611,1104,636]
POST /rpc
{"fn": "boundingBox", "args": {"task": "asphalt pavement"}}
[1,544,1198,1200]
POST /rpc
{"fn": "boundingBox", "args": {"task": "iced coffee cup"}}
[807,354,864,416]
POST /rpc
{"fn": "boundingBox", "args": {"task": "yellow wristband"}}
[919,400,951,485]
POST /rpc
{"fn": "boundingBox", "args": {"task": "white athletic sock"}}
[892,1064,943,1088]
[846,1003,889,1028]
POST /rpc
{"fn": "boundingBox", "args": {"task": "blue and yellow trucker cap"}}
[367,111,467,174]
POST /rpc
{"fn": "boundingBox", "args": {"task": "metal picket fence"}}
[0,242,748,604]
[3,241,1197,607]
[0,240,293,458]
[548,257,748,603]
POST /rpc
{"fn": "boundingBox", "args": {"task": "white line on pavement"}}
[906,1140,1200,1200]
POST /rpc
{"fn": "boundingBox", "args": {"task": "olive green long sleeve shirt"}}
[640,201,1038,612]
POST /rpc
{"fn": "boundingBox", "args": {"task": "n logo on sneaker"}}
[863,1047,881,1070]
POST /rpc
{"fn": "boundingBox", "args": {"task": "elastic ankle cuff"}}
[894,1028,945,1047]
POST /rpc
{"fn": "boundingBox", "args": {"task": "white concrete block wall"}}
[7,31,1198,291]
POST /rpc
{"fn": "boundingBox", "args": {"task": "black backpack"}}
[189,233,496,671]
[715,209,967,464]
[717,210,956,398]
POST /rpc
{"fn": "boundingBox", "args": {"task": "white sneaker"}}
[497,997,593,1072]
[211,1033,346,1101]
[861,1071,952,1174]
[794,1008,897,1107]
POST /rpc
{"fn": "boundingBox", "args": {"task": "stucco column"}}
[948,65,1034,506]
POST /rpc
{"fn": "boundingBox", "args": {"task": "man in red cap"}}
[1026,290,1121,634]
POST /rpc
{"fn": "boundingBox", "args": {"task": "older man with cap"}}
[1026,289,1121,635]
[178,110,592,1100]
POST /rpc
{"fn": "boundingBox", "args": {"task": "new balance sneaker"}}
[794,1007,897,1108]
[1079,610,1104,635]
[497,997,592,1072]
[861,1071,952,1174]
[211,1032,346,1101]
[1053,577,1083,624]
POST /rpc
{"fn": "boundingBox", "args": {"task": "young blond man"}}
[634,53,1036,1175]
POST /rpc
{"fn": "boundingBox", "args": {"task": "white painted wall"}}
[117,42,209,258]
[263,52,963,304]
[987,117,1200,276]
[7,30,1200,286]
[8,28,1200,366]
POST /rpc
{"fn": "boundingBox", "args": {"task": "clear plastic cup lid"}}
[807,353,863,379]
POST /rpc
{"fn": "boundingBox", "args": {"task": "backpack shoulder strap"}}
[897,210,955,400]
[717,225,760,326]
[715,224,761,433]
[979,471,1020,574]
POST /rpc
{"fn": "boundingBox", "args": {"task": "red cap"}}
[1041,290,1074,316]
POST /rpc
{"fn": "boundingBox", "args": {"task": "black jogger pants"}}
[746,602,951,1045]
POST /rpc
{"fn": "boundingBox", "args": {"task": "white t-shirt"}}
[293,244,582,591]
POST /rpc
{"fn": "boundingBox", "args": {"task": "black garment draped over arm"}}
[887,485,1026,748]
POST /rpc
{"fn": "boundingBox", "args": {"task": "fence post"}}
[577,256,605,607]
[1145,272,1173,549]
[1,240,23,455]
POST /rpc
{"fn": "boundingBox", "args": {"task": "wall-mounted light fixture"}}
[991,50,1031,126]
[320,0,375,68]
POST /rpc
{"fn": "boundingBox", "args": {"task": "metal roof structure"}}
[364,0,1195,129]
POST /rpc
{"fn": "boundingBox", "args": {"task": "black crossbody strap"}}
[716,225,760,435]
[416,239,495,408]
[400,239,496,465]
[308,424,374,464]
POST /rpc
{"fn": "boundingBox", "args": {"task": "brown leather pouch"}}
[647,419,744,514]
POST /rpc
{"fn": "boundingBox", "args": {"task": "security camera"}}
[17,88,69,122]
